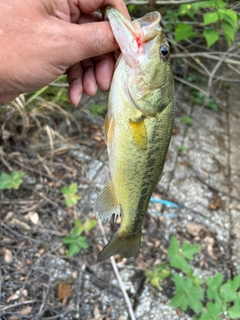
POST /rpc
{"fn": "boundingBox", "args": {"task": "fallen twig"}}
[98,220,136,320]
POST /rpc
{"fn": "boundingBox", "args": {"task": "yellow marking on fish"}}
[129,118,148,149]
[104,114,114,147]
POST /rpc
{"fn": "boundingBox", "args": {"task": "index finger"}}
[79,0,130,19]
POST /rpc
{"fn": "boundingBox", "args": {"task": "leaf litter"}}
[0,82,238,319]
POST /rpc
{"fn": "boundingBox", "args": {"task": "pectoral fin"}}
[129,117,148,149]
[93,181,121,222]
[104,114,114,148]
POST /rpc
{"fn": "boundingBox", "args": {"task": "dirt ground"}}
[0,64,240,319]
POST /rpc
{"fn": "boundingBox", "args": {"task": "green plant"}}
[191,89,218,111]
[63,218,97,257]
[0,171,25,190]
[179,145,187,152]
[164,0,238,47]
[61,183,82,207]
[89,102,106,117]
[146,236,240,319]
[180,116,193,126]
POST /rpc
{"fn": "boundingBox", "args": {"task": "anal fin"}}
[94,181,121,222]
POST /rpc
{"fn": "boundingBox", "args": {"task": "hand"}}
[0,0,129,104]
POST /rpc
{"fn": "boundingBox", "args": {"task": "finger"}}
[75,0,130,19]
[67,63,83,106]
[63,21,118,65]
[82,59,97,97]
[95,53,115,91]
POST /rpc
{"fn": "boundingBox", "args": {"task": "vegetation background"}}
[0,1,239,319]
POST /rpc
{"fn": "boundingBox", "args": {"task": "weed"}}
[89,103,106,117]
[180,116,193,126]
[0,171,25,190]
[61,183,82,207]
[179,145,187,153]
[63,218,97,257]
[146,236,240,319]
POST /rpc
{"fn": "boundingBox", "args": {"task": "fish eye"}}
[160,45,170,60]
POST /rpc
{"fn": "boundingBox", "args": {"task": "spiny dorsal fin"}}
[94,181,121,222]
[129,117,148,149]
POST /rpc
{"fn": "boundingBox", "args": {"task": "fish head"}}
[106,6,174,117]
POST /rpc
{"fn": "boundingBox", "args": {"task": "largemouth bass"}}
[94,6,175,262]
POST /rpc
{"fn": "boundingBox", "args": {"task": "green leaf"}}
[228,305,240,319]
[146,266,171,290]
[200,0,226,9]
[222,21,235,46]
[200,302,222,320]
[67,243,81,257]
[171,291,188,311]
[76,236,89,249]
[167,237,180,258]
[62,237,77,244]
[61,183,81,207]
[219,9,238,28]
[220,280,237,302]
[232,274,240,291]
[187,286,203,313]
[180,117,193,126]
[89,103,106,117]
[175,23,197,42]
[83,219,97,232]
[172,275,203,313]
[182,242,200,260]
[0,171,25,190]
[207,273,223,300]
[64,194,81,207]
[203,12,219,25]
[203,29,219,48]
[206,99,218,111]
[179,4,197,20]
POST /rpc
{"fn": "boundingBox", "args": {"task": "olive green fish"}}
[94,6,175,262]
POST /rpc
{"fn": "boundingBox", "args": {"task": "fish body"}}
[94,7,175,262]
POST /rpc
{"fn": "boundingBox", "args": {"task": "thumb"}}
[62,21,118,66]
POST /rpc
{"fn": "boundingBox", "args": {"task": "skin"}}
[0,0,129,104]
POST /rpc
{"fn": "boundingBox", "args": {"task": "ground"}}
[0,66,240,319]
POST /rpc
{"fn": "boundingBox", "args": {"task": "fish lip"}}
[104,6,162,68]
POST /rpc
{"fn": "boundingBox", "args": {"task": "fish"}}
[94,6,175,262]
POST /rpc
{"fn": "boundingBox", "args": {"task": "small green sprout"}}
[63,218,97,257]
[61,183,81,207]
[0,171,25,190]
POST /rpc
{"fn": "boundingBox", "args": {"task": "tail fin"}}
[97,231,141,262]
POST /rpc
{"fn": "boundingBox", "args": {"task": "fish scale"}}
[94,6,175,262]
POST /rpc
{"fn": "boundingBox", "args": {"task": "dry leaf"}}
[3,211,14,221]
[9,219,31,231]
[57,283,74,301]
[204,236,217,260]
[29,212,39,225]
[186,223,207,238]
[2,247,13,263]
[7,290,20,302]
[19,306,32,315]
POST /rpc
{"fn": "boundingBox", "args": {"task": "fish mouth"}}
[104,6,162,67]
